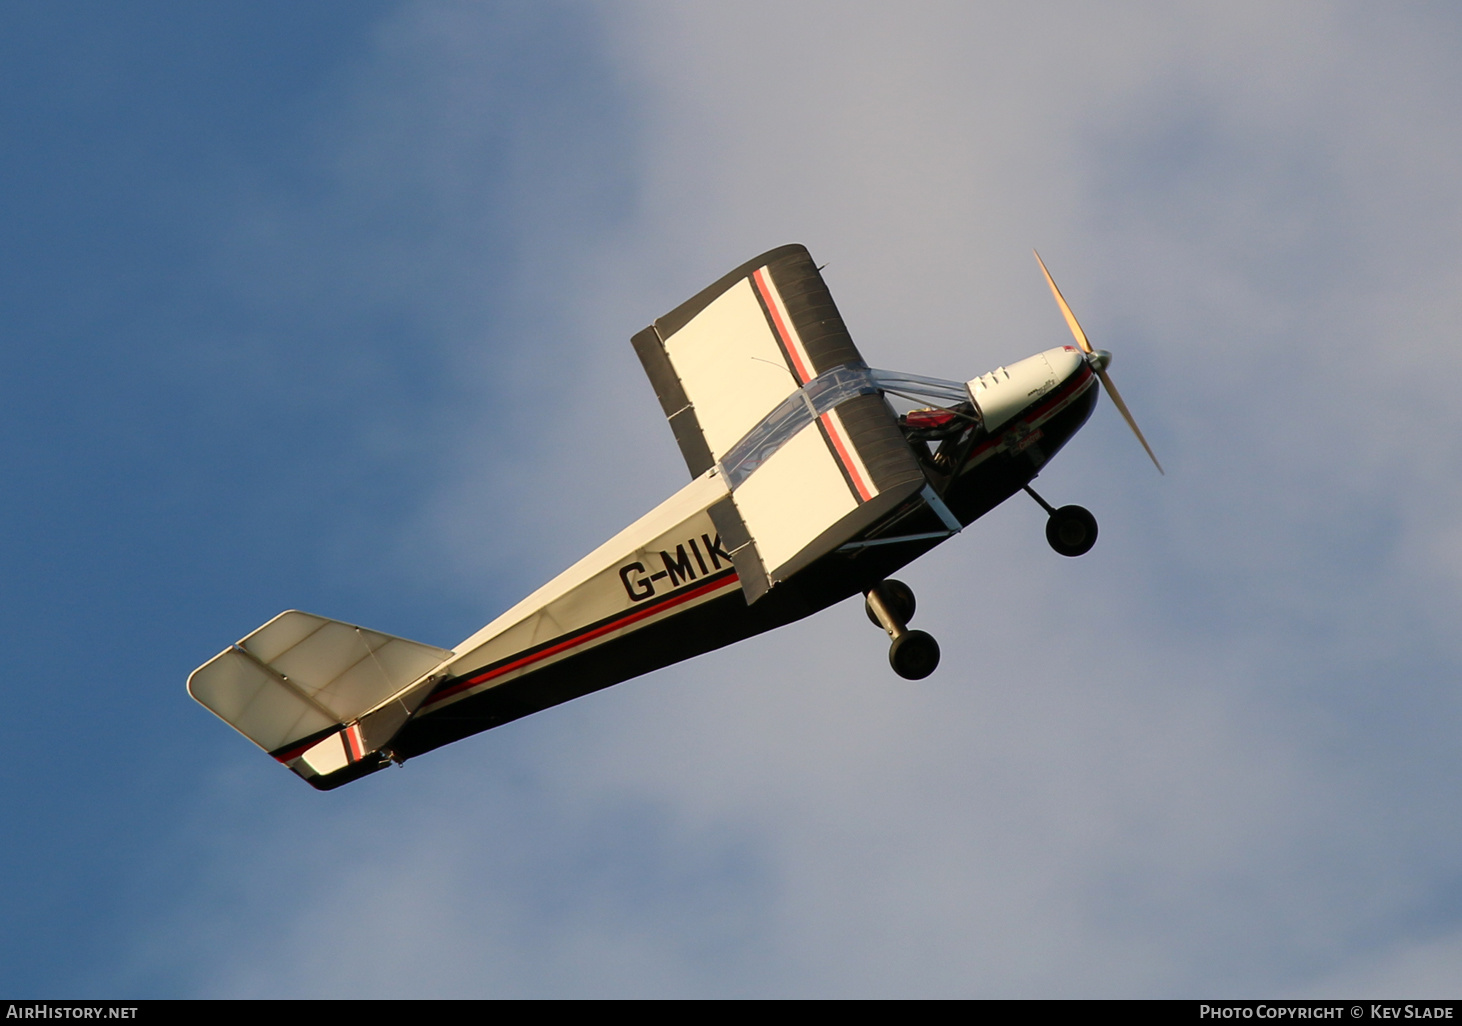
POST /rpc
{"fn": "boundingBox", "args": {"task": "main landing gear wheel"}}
[865,578,915,627]
[890,630,940,680]
[1045,504,1098,557]
[1024,485,1099,558]
[864,579,941,680]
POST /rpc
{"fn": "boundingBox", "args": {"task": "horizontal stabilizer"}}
[188,611,453,779]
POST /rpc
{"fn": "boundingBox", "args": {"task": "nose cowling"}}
[967,345,1086,431]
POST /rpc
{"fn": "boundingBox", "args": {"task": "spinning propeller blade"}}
[1033,251,1164,475]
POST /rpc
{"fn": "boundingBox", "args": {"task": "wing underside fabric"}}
[632,244,927,601]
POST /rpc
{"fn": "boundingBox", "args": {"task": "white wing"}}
[633,245,928,600]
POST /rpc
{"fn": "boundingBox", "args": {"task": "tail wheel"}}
[1045,504,1098,557]
[890,630,940,680]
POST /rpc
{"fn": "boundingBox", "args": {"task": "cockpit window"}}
[717,366,979,489]
[868,369,972,412]
[720,364,882,488]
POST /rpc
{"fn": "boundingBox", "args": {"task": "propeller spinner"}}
[1033,251,1163,475]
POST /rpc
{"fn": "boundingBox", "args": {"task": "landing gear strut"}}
[865,579,940,680]
[1024,484,1098,557]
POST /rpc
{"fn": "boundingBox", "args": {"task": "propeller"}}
[1033,251,1164,475]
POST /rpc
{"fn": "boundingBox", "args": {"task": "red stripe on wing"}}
[753,268,813,385]
[820,412,874,502]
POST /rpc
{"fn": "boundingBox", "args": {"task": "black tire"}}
[864,579,917,628]
[1046,504,1098,557]
[890,629,940,680]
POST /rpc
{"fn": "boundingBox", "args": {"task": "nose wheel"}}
[865,579,940,680]
[1024,485,1098,557]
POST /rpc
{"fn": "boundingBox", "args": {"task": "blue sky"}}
[5,1,1462,998]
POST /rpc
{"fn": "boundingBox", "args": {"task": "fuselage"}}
[389,346,1097,761]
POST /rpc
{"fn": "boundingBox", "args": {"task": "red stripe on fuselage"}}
[964,364,1095,465]
[345,724,365,762]
[273,738,321,764]
[423,571,741,710]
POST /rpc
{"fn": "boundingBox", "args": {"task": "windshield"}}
[868,369,972,414]
[717,365,978,489]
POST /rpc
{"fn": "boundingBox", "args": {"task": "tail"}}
[187,610,453,789]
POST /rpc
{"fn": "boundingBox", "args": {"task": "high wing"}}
[632,244,927,602]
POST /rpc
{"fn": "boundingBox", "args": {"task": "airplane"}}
[188,244,1161,790]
